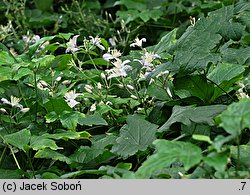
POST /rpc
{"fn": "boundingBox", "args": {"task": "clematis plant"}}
[89,36,105,50]
[130,37,146,48]
[103,48,122,61]
[66,35,80,53]
[64,90,82,108]
[105,59,132,80]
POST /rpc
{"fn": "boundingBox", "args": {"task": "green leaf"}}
[153,28,177,55]
[45,111,58,123]
[13,67,33,80]
[78,113,108,126]
[208,63,245,101]
[41,172,60,179]
[42,130,91,140]
[70,135,117,164]
[114,0,146,11]
[192,134,212,144]
[171,5,246,75]
[159,105,226,132]
[60,170,106,179]
[30,135,62,150]
[0,169,22,179]
[59,111,84,130]
[57,33,74,40]
[0,66,12,81]
[230,145,250,167]
[111,115,158,158]
[44,98,72,115]
[221,47,250,65]
[217,98,250,137]
[174,74,214,102]
[204,151,228,172]
[34,148,72,164]
[4,129,31,151]
[0,51,16,65]
[32,55,55,67]
[136,140,202,178]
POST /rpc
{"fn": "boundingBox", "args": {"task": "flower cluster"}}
[1,96,29,113]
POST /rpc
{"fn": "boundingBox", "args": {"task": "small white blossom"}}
[134,50,161,71]
[21,107,30,113]
[101,73,106,80]
[105,59,132,80]
[56,76,62,82]
[89,36,105,50]
[149,78,155,85]
[97,82,102,90]
[66,35,80,53]
[37,80,49,91]
[126,84,134,90]
[156,70,170,78]
[84,84,93,93]
[90,104,96,112]
[109,37,117,47]
[1,96,23,109]
[103,49,122,61]
[166,87,173,98]
[30,35,40,44]
[130,95,138,99]
[62,80,71,85]
[0,108,7,113]
[64,90,82,108]
[106,101,112,106]
[130,37,146,48]
[117,84,124,88]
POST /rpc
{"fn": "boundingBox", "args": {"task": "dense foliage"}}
[0,0,249,179]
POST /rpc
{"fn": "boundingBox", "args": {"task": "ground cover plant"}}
[0,0,250,179]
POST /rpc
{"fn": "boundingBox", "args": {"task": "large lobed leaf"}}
[111,115,158,159]
[159,105,227,132]
[216,98,250,137]
[136,140,202,178]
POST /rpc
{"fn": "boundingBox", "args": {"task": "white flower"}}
[1,96,23,109]
[56,76,62,82]
[90,104,96,112]
[103,49,122,61]
[62,80,71,85]
[97,82,102,90]
[37,80,49,91]
[100,73,106,80]
[130,37,146,47]
[0,108,7,113]
[66,35,80,53]
[166,87,173,98]
[126,84,134,90]
[21,107,30,113]
[89,36,105,50]
[106,101,112,106]
[105,59,132,80]
[109,37,117,47]
[64,90,82,108]
[84,84,93,93]
[30,35,40,44]
[130,95,138,99]
[134,50,160,71]
[156,70,170,78]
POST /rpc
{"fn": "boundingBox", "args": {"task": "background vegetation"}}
[0,0,249,179]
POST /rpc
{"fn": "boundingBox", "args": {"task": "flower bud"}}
[0,108,7,113]
[130,95,137,99]
[126,84,134,90]
[21,108,30,113]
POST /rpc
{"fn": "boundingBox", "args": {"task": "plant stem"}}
[0,146,7,168]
